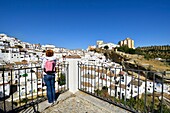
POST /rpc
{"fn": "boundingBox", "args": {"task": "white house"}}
[0,81,10,98]
[98,43,119,50]
[17,72,38,96]
[0,71,10,98]
[81,52,106,66]
[41,44,55,50]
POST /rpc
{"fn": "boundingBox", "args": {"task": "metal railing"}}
[78,62,170,113]
[0,62,69,113]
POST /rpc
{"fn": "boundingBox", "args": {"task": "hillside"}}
[91,48,170,78]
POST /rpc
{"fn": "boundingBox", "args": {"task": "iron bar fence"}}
[0,62,69,113]
[78,62,170,113]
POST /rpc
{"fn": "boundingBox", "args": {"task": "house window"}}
[121,76,124,79]
[2,50,9,53]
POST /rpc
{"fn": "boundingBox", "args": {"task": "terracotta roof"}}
[21,60,28,63]
[106,71,115,77]
[80,66,115,77]
[110,84,116,90]
[148,92,170,100]
[119,84,126,89]
[14,61,28,65]
[35,72,43,79]
[119,71,125,75]
[130,80,143,86]
[81,82,92,87]
[95,69,107,74]
[0,81,10,86]
[82,74,96,79]
[164,93,170,100]
[80,66,96,71]
[65,55,81,59]
[127,71,146,81]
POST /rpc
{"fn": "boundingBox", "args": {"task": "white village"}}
[0,33,170,112]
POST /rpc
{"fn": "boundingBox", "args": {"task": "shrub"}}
[58,73,66,86]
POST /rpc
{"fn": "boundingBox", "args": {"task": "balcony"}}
[0,59,170,113]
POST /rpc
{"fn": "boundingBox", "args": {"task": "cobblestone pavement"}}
[42,95,110,113]
[41,91,130,113]
[0,100,17,112]
[1,91,130,113]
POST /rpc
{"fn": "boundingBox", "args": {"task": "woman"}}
[42,49,56,105]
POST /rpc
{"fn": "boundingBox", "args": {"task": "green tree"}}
[104,45,109,50]
[129,48,136,54]
[117,46,131,53]
[104,52,108,61]
[58,73,66,86]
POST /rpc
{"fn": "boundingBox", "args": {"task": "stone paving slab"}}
[42,95,110,113]
[38,91,73,112]
[41,91,131,113]
[19,91,73,113]
[74,91,130,113]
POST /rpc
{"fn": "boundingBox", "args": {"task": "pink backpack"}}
[44,60,56,73]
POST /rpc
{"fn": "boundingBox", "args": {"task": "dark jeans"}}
[44,74,56,103]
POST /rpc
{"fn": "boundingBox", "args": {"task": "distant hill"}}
[136,45,170,59]
[90,48,170,78]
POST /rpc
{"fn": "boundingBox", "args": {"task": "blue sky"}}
[0,0,170,49]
